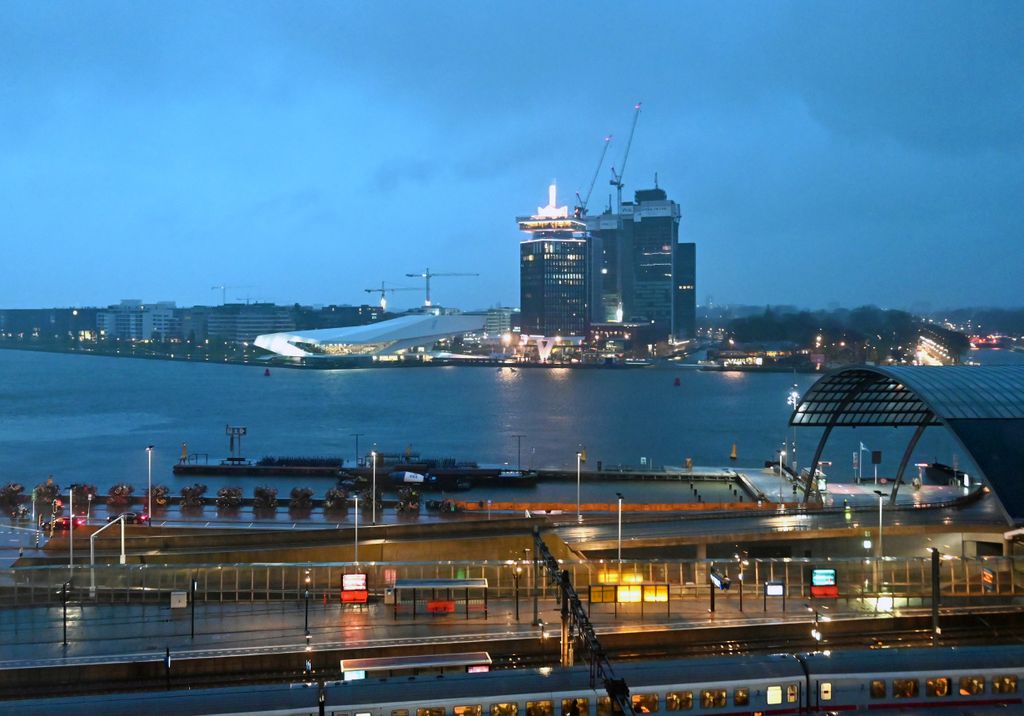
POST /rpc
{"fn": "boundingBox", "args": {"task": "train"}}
[9,644,1024,715]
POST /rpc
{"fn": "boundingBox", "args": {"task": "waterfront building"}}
[254,313,486,364]
[206,303,295,343]
[584,186,693,341]
[0,307,98,341]
[97,300,179,341]
[517,183,594,342]
[673,242,696,340]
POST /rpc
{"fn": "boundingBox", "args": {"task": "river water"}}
[0,348,1018,504]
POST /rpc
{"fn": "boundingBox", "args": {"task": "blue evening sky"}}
[2,2,1021,311]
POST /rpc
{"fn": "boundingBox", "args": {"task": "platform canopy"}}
[790,365,1024,522]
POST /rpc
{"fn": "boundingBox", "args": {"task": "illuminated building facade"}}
[517,184,594,339]
[585,186,691,340]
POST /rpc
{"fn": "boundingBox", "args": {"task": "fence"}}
[1,555,1020,608]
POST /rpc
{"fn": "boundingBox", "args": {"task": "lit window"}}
[561,699,588,714]
[733,688,748,706]
[455,708,482,716]
[870,680,886,699]
[700,690,727,708]
[766,686,782,705]
[993,675,1018,694]
[525,702,552,716]
[959,676,984,695]
[665,691,691,710]
[894,679,919,698]
[819,682,832,701]
[631,693,658,711]
[418,709,445,716]
[787,685,798,703]
[926,677,951,697]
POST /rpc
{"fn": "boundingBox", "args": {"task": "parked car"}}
[42,516,86,530]
[106,511,150,525]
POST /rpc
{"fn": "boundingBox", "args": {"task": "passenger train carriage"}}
[9,645,1024,715]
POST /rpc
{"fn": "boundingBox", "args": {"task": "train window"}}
[786,684,798,703]
[666,691,693,710]
[870,680,886,699]
[926,677,951,697]
[959,676,984,695]
[455,708,482,716]
[733,688,749,706]
[561,698,588,715]
[417,710,445,716]
[700,689,727,708]
[393,712,410,716]
[526,701,553,716]
[992,675,1018,694]
[893,679,919,698]
[819,682,832,701]
[597,696,625,715]
[490,706,518,716]
[766,686,782,705]
[631,693,658,712]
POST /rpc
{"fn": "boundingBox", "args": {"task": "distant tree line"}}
[935,308,1024,336]
[728,305,918,348]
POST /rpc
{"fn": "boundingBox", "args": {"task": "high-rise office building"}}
[585,185,692,341]
[672,242,696,339]
[517,184,593,338]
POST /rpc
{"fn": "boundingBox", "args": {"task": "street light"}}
[353,495,359,563]
[146,445,154,525]
[512,434,525,473]
[513,565,522,622]
[304,570,311,635]
[616,492,624,562]
[370,447,377,526]
[787,385,800,473]
[873,490,885,559]
[350,433,363,467]
[68,483,79,573]
[779,448,787,504]
[576,446,585,523]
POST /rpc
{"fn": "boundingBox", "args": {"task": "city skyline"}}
[2,2,1022,311]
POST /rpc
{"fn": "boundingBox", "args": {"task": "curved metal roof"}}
[791,365,1024,521]
[792,365,1024,426]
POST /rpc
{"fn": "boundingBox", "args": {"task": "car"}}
[42,516,86,530]
[107,511,150,525]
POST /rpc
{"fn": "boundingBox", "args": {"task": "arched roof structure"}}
[790,365,1024,522]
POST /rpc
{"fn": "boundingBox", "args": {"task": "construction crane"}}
[608,102,642,212]
[405,268,479,307]
[210,285,253,305]
[363,281,419,311]
[574,134,613,218]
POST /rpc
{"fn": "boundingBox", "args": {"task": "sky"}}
[2,1,1022,312]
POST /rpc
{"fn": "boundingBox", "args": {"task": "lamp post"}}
[146,445,154,525]
[351,433,364,467]
[616,492,624,563]
[787,385,800,473]
[576,446,585,523]
[68,483,78,573]
[304,570,311,636]
[512,434,525,473]
[190,575,198,639]
[779,448,787,504]
[370,448,377,526]
[873,490,885,558]
[353,495,359,563]
[513,565,521,622]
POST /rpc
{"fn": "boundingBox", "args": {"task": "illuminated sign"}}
[765,581,785,597]
[467,665,490,673]
[810,568,838,598]
[343,573,367,591]
[342,572,369,604]
[709,570,731,591]
[343,670,366,681]
[811,569,836,587]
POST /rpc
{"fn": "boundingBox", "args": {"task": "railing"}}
[1,555,1019,608]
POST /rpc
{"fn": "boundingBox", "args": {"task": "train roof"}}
[802,644,1024,676]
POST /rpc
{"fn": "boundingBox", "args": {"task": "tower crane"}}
[574,134,613,218]
[363,281,419,311]
[210,285,253,305]
[405,268,479,307]
[608,102,642,213]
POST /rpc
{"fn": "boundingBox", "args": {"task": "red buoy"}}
[673,377,681,386]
